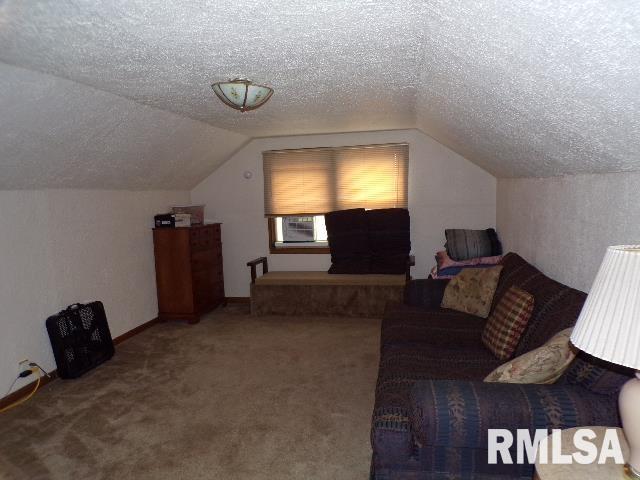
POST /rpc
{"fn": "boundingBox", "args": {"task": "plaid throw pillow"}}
[482,286,534,360]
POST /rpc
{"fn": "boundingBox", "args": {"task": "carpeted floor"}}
[0,307,381,480]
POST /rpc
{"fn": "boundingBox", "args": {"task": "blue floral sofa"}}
[371,252,633,479]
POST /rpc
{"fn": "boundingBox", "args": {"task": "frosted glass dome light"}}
[211,78,273,112]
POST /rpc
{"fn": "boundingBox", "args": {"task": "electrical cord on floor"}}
[0,367,42,414]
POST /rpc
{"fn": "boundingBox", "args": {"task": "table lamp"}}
[571,245,640,479]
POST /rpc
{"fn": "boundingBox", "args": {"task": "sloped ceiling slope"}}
[0,63,248,189]
[0,0,639,182]
[415,2,640,178]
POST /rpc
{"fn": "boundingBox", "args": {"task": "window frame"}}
[267,218,330,254]
[263,142,408,254]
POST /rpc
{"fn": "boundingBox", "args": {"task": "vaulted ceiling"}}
[0,0,639,188]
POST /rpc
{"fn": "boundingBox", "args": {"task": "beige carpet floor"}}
[0,307,381,480]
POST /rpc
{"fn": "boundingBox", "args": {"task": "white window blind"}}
[263,143,408,217]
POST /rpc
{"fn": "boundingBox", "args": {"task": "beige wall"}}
[0,189,189,394]
[191,129,497,297]
[497,172,640,292]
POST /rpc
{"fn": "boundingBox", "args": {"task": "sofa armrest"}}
[409,379,620,449]
[403,278,449,308]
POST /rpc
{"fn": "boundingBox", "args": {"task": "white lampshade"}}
[211,78,273,112]
[571,245,640,369]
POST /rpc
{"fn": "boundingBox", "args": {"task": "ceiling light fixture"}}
[211,78,273,112]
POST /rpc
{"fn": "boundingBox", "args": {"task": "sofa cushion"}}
[445,228,502,261]
[441,266,503,318]
[560,350,634,395]
[372,343,501,451]
[375,344,501,422]
[377,344,501,385]
[367,208,411,274]
[325,208,369,273]
[381,304,485,350]
[409,380,620,450]
[482,286,534,360]
[485,328,576,384]
[494,253,587,355]
[403,278,450,309]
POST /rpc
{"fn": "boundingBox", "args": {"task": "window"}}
[271,215,328,250]
[282,216,315,242]
[267,216,329,253]
[263,143,408,253]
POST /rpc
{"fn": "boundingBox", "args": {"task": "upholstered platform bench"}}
[247,257,413,317]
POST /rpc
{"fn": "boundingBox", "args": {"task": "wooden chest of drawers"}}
[152,223,225,323]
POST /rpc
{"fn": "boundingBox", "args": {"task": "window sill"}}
[269,242,330,254]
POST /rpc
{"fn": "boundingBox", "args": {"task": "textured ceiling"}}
[0,0,639,183]
[0,63,248,189]
[414,1,640,177]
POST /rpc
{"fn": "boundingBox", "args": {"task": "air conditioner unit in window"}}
[282,216,315,243]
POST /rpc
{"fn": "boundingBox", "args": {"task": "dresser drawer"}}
[193,265,223,286]
[191,250,223,272]
[193,274,224,308]
[190,226,221,251]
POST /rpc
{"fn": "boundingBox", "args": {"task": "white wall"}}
[0,189,188,394]
[191,129,497,296]
[497,172,640,293]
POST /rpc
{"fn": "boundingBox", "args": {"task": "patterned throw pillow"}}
[440,265,503,318]
[484,328,576,384]
[481,286,534,359]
